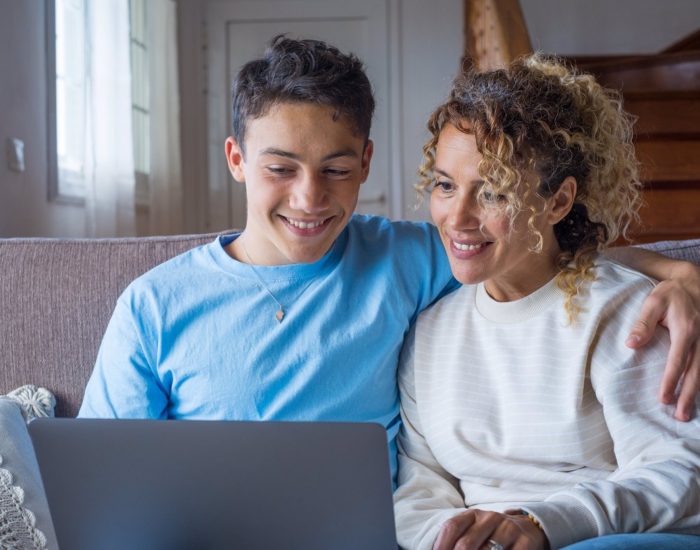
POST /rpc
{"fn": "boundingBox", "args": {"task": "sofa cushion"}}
[0,233,220,417]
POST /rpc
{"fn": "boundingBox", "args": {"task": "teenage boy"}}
[80,36,700,481]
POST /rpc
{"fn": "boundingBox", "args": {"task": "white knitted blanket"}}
[0,458,47,549]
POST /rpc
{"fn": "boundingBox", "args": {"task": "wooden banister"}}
[662,28,700,53]
[464,0,532,70]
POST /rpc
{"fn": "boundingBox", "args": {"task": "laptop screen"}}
[29,418,397,550]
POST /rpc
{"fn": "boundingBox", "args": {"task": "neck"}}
[227,233,265,265]
[485,240,562,302]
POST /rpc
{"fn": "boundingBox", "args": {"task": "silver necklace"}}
[240,239,317,323]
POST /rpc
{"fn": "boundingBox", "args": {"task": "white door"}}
[207,0,394,231]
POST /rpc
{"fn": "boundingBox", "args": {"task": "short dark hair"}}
[231,35,375,152]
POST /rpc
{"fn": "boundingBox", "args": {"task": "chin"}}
[450,268,488,286]
[456,276,484,286]
[288,247,329,265]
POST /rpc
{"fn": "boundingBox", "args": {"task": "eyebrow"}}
[260,148,359,161]
[434,166,485,185]
[433,167,452,179]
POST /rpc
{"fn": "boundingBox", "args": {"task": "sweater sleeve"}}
[394,329,467,550]
[523,284,700,549]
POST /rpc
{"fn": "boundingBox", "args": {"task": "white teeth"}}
[453,241,485,251]
[287,218,324,229]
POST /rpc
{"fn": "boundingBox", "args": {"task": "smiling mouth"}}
[453,241,488,251]
[280,215,333,232]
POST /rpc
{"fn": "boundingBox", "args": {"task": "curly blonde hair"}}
[419,53,643,320]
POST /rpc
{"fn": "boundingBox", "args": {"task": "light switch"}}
[6,138,25,172]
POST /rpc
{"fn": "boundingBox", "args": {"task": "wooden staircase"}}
[571,31,700,243]
[463,3,700,244]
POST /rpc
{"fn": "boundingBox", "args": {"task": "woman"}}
[394,55,700,550]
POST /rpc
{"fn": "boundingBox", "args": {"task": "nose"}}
[448,191,481,231]
[289,172,329,214]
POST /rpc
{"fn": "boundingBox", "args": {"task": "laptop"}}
[29,418,397,550]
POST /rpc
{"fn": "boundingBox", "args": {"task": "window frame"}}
[46,0,86,204]
[129,0,151,208]
[46,0,151,205]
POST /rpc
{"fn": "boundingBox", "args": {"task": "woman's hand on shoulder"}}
[626,260,700,421]
[433,508,547,550]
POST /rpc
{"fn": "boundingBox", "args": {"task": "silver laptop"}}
[29,418,397,550]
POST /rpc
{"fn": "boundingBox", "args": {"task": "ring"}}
[487,539,505,550]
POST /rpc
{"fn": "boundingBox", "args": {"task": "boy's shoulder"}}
[346,214,455,296]
[347,214,439,248]
[124,236,225,294]
[348,213,435,231]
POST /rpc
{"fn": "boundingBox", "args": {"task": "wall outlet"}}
[6,138,25,172]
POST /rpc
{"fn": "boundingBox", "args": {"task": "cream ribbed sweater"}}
[394,259,700,550]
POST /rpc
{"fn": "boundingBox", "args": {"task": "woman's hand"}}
[626,261,700,421]
[433,509,547,550]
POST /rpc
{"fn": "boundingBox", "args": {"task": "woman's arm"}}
[394,333,467,550]
[522,282,700,549]
[606,246,700,420]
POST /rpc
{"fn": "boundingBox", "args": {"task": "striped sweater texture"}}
[394,259,700,550]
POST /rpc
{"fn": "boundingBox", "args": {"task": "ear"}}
[359,140,374,184]
[225,137,246,183]
[547,176,577,225]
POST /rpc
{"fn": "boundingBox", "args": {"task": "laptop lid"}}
[29,418,397,550]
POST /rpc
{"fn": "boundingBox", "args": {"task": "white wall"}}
[399,0,463,220]
[521,0,700,55]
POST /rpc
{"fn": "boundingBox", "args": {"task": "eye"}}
[323,167,352,179]
[433,180,455,194]
[266,165,294,177]
[482,189,506,203]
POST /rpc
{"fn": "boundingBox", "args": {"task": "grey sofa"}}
[1,233,699,417]
[0,233,699,549]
